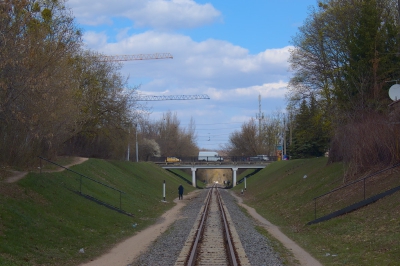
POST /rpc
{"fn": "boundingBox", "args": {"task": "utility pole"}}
[127,128,130,161]
[283,116,286,157]
[103,53,172,163]
[101,53,210,160]
[135,124,139,163]
[256,93,264,141]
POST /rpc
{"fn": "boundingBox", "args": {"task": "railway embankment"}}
[1,157,399,265]
[234,157,400,265]
[0,158,196,265]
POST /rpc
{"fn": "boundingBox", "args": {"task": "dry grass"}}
[330,112,400,179]
[235,157,400,265]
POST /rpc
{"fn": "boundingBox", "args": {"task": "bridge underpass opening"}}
[197,169,231,185]
[195,169,247,186]
[166,165,264,188]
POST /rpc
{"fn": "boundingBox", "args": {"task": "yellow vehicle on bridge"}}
[165,157,181,163]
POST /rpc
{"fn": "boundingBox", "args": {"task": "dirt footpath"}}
[3,158,321,266]
[4,157,88,183]
[80,190,202,266]
[81,190,322,266]
[230,192,322,266]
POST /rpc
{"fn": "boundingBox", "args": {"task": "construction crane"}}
[135,94,210,101]
[101,53,209,162]
[99,53,173,62]
[98,53,210,101]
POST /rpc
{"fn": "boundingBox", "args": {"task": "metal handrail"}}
[313,162,400,201]
[312,162,400,220]
[38,156,126,210]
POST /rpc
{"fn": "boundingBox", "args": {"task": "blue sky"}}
[66,0,317,150]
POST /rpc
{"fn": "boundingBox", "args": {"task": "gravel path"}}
[133,188,283,266]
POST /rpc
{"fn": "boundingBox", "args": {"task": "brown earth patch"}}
[3,157,88,184]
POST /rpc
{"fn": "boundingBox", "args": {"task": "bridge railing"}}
[149,155,278,164]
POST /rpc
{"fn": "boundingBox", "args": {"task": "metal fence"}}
[312,162,400,221]
[38,156,132,216]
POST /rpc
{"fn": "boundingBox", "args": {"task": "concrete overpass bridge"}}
[160,162,268,187]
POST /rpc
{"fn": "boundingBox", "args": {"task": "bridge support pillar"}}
[191,167,197,187]
[232,167,238,187]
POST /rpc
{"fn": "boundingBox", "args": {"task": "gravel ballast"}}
[132,188,283,266]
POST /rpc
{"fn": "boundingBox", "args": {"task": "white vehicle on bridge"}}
[249,155,269,161]
[257,155,269,161]
[198,151,223,162]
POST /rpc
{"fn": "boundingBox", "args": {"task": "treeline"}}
[288,0,400,176]
[227,0,400,176]
[223,113,284,157]
[135,111,199,161]
[0,0,135,166]
[0,0,198,167]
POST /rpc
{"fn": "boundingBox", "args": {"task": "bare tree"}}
[261,112,284,156]
[0,1,144,165]
[138,111,198,159]
[226,119,259,156]
[0,0,82,165]
[62,51,139,159]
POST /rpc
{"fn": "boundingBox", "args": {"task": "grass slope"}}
[166,168,206,189]
[0,159,196,266]
[233,157,400,265]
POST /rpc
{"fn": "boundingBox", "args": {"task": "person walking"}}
[178,184,184,200]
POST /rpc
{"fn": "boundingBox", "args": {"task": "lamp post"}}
[127,128,130,161]
[135,124,139,162]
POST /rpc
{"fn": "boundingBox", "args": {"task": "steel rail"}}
[185,185,239,266]
[186,185,214,266]
[216,188,239,266]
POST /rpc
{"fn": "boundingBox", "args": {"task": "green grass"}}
[233,157,400,265]
[166,168,207,188]
[236,168,261,185]
[0,159,196,265]
[2,157,399,265]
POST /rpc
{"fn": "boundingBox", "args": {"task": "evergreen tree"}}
[289,96,328,158]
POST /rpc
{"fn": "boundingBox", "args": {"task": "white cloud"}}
[86,31,292,92]
[204,88,224,100]
[127,0,221,30]
[80,34,291,131]
[82,31,108,49]
[234,81,288,98]
[229,115,253,123]
[68,0,294,149]
[81,30,291,132]
[67,0,221,30]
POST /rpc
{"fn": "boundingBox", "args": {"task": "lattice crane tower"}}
[99,53,209,101]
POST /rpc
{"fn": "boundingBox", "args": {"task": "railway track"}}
[175,185,250,266]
